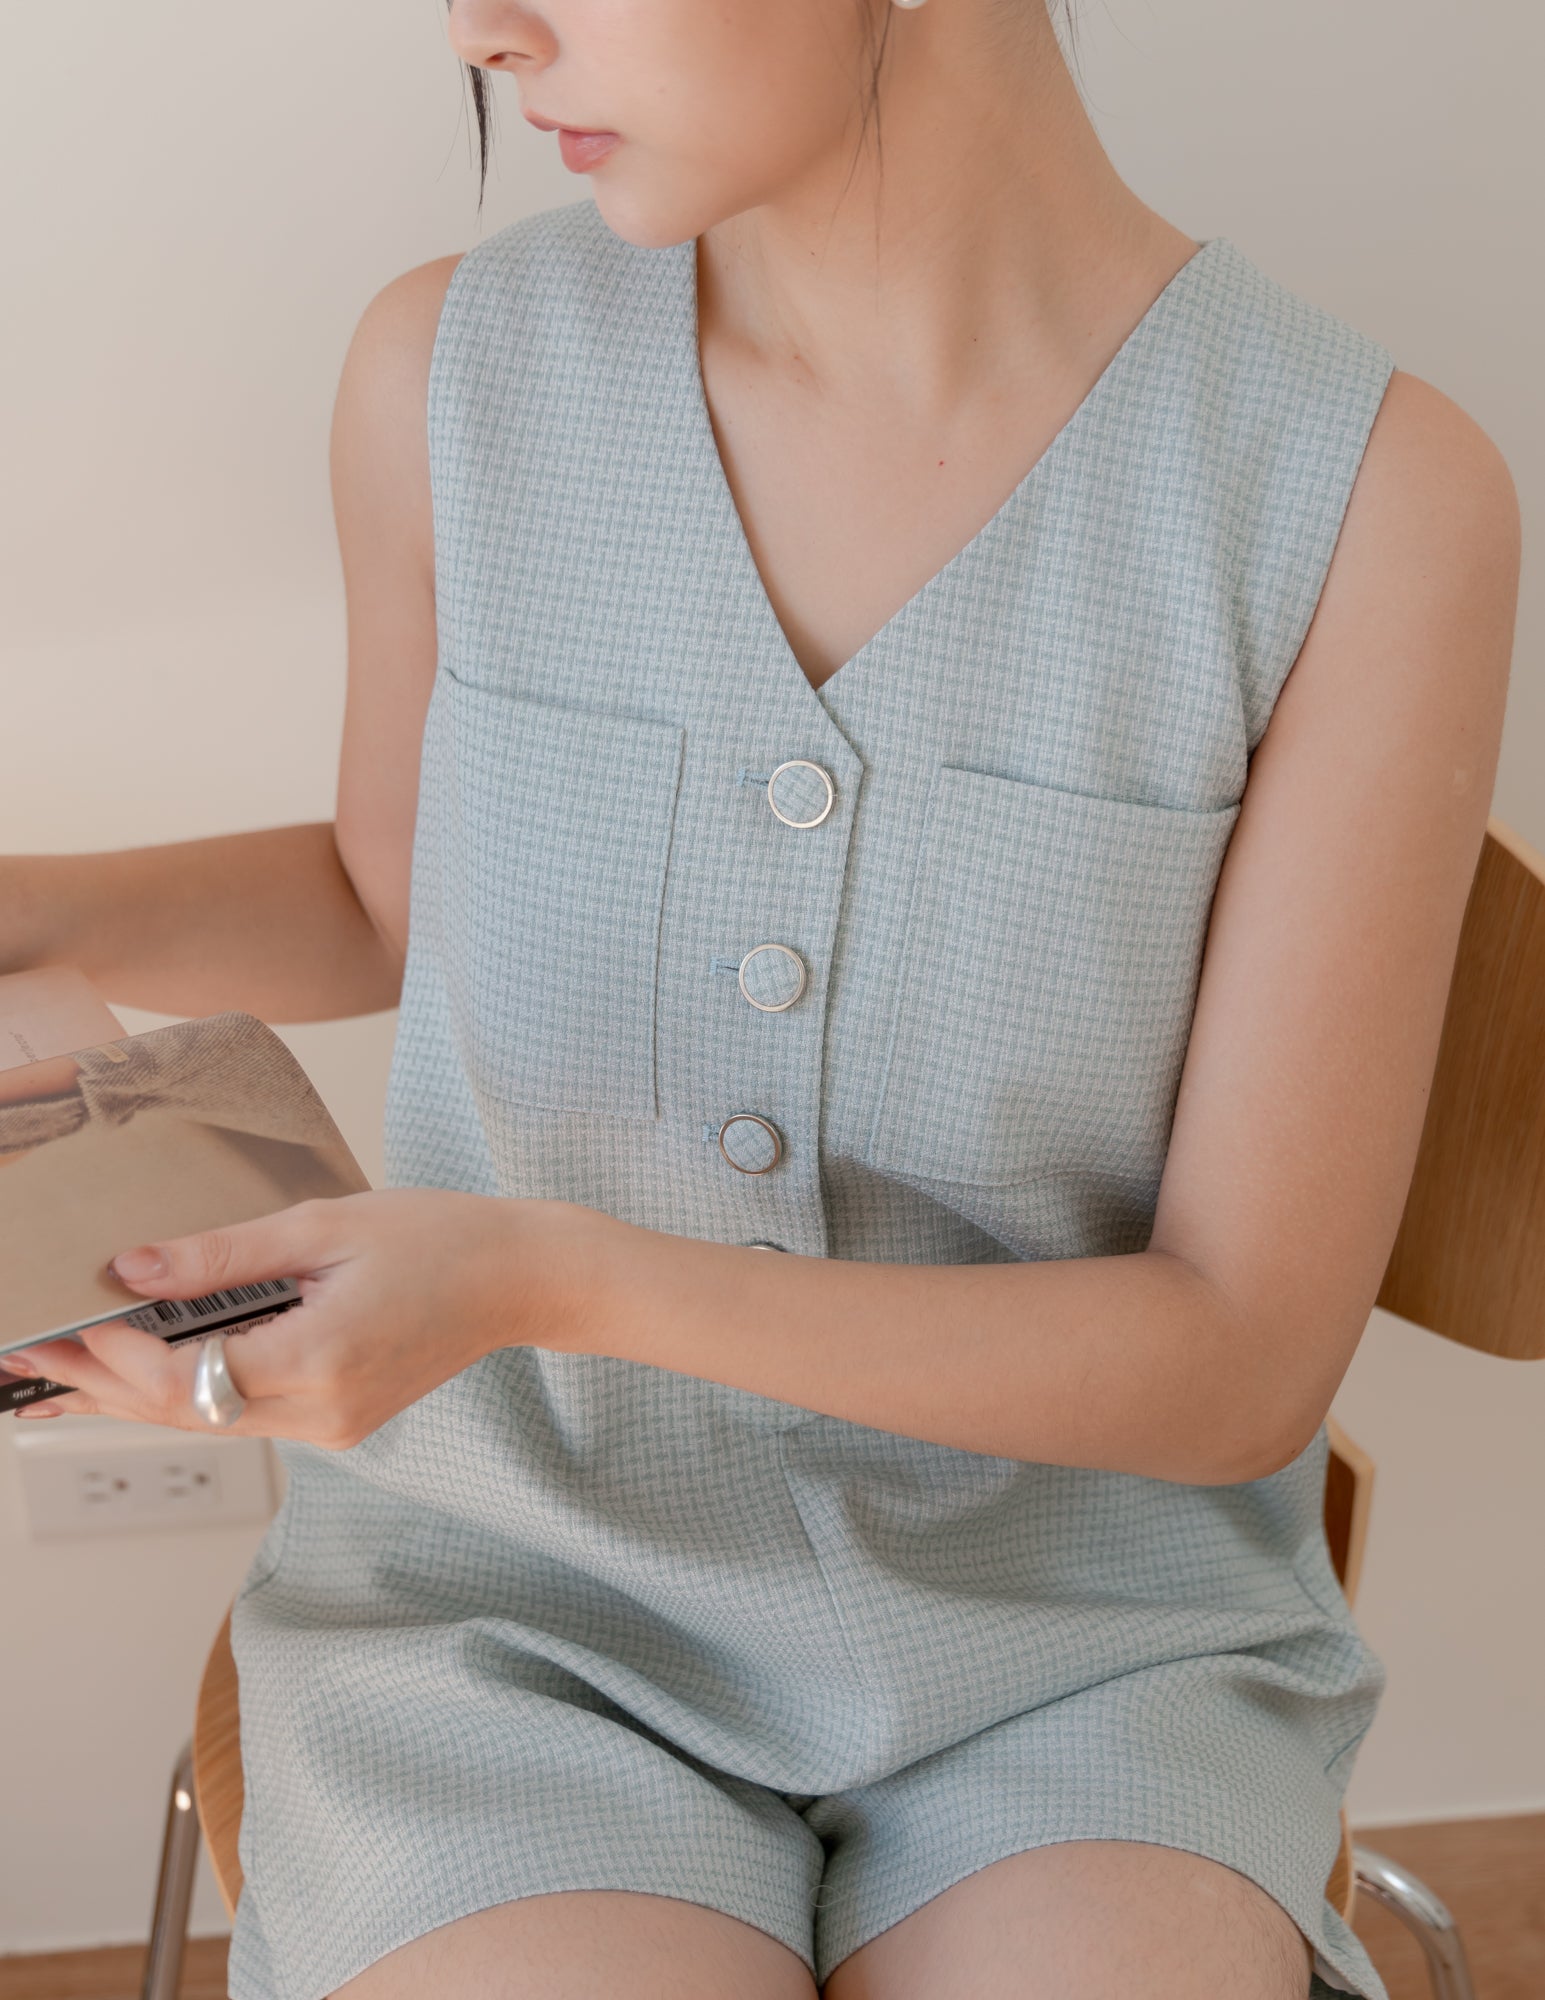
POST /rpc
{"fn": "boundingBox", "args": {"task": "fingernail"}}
[15,1404,63,1419]
[4,1355,38,1377]
[109,1246,168,1282]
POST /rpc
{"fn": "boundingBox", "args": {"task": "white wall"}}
[1,0,1541,1956]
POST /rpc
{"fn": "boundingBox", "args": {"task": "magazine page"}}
[0,1009,370,1356]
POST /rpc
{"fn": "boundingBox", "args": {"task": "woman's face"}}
[447,0,886,248]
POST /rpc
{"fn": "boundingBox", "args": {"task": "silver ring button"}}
[717,1114,783,1175]
[737,943,807,1013]
[767,760,835,829]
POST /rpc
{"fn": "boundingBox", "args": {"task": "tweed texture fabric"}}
[229,198,1396,2000]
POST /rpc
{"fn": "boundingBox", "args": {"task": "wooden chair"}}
[1332,814,1545,2000]
[139,816,1545,2000]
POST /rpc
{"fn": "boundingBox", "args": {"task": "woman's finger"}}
[79,1319,226,1401]
[8,1313,307,1433]
[107,1196,351,1300]
[80,1324,255,1432]
[4,1336,141,1415]
[6,1327,217,1431]
[6,1328,208,1408]
[3,1309,169,1382]
[4,1338,105,1386]
[15,1388,101,1419]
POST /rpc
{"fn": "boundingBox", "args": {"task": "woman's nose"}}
[447,0,555,73]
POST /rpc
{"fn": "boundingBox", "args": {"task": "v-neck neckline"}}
[678,232,1227,710]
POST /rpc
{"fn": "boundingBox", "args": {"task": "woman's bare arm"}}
[560,368,1521,1483]
[1,827,395,1020]
[329,253,463,972]
[1,254,461,1023]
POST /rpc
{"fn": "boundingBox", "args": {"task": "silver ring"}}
[192,1330,247,1429]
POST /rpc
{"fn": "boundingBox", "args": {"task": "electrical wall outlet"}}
[11,1414,276,1539]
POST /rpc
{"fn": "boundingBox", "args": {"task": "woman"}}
[3,0,1519,1995]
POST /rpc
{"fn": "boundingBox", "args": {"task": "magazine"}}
[0,969,370,1411]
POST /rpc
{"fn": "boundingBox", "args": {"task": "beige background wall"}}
[2,0,1541,1957]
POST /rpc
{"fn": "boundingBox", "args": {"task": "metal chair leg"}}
[141,1739,200,2000]
[1351,1844,1478,2000]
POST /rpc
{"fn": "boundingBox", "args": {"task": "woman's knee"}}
[329,1887,819,2000]
[821,1841,1314,2000]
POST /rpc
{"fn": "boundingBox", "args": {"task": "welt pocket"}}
[437,675,686,1119]
[865,766,1240,1189]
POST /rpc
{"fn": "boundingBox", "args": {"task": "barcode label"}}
[122,1279,301,1334]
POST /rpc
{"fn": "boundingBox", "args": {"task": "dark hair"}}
[466,64,494,203]
[457,1,1078,206]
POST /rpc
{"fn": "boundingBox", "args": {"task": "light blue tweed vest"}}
[385,199,1393,1287]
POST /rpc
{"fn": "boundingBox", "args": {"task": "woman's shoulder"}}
[1315,361,1519,709]
[414,201,691,446]
[346,253,467,378]
[433,198,668,334]
[327,253,466,492]
[1356,366,1518,522]
[1191,235,1516,503]
[1164,241,1478,752]
[1169,240,1513,551]
[340,201,645,386]
[448,196,629,278]
[1177,237,1396,450]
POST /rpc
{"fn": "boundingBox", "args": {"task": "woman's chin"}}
[588,197,695,253]
[588,174,747,254]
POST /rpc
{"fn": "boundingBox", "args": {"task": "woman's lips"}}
[556,128,620,173]
[522,111,619,173]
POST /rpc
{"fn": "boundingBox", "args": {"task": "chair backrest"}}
[1322,816,1545,1924]
[1322,1416,1375,1607]
[1377,817,1545,1361]
[1321,1412,1372,1918]
[193,1609,245,1916]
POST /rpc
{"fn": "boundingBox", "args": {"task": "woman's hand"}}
[5,1189,594,1447]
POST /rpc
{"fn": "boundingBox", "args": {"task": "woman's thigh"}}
[330,1888,821,2000]
[821,1841,1315,2000]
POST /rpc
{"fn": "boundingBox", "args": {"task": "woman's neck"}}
[696,2,1195,419]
